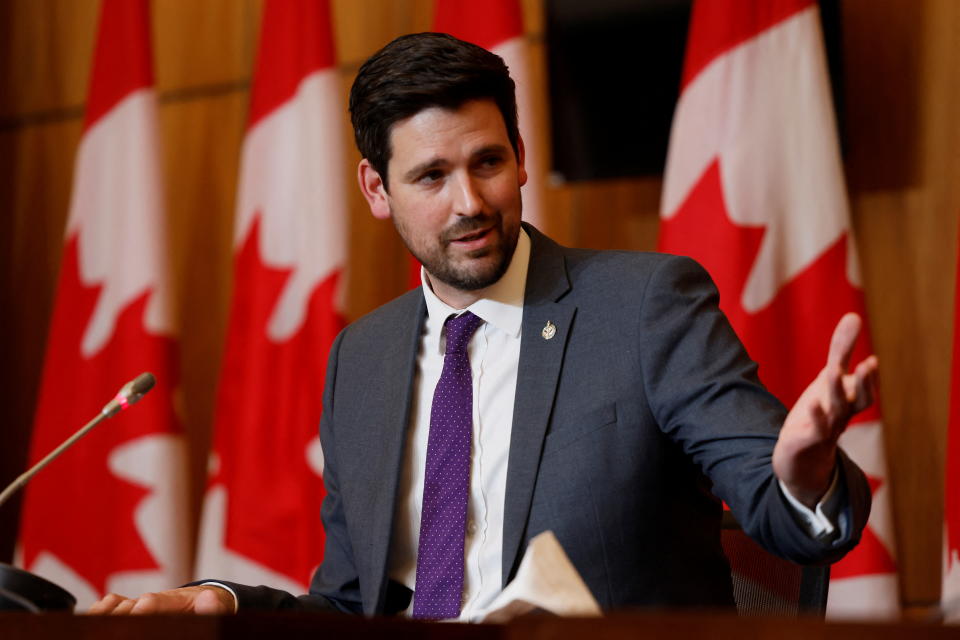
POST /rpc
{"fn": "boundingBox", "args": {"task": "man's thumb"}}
[193,587,233,614]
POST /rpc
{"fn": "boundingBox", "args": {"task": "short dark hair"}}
[349,32,519,190]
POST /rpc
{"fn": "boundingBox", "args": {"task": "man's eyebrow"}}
[403,158,447,182]
[473,144,509,158]
[401,145,510,182]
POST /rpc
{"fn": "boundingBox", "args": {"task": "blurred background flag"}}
[658,0,899,619]
[407,0,546,287]
[944,224,960,623]
[194,0,347,591]
[17,0,188,610]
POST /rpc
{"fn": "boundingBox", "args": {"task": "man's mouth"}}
[452,227,492,243]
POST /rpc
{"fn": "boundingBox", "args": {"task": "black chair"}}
[720,511,830,617]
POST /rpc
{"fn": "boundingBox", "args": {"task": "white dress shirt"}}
[389,230,531,621]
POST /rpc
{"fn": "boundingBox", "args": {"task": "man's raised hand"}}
[772,312,879,508]
[88,585,235,615]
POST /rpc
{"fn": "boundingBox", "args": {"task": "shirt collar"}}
[421,228,530,346]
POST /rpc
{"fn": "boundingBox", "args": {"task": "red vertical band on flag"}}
[946,222,960,617]
[212,221,341,582]
[197,0,347,589]
[83,0,153,130]
[681,0,813,89]
[947,224,960,559]
[433,0,523,50]
[249,0,336,128]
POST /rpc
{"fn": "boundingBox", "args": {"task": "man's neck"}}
[424,276,486,310]
[421,229,531,311]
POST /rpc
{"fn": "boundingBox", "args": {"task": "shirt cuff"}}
[199,581,240,613]
[778,468,842,541]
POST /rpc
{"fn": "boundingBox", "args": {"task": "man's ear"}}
[516,134,528,187]
[358,159,391,219]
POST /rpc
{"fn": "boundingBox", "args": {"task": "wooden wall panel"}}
[332,0,434,67]
[843,0,960,607]
[152,0,257,92]
[155,0,255,528]
[0,0,957,614]
[158,89,249,525]
[0,117,83,556]
[0,0,98,120]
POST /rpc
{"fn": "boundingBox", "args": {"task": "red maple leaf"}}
[659,159,894,576]
[659,159,880,416]
[20,237,180,594]
[210,216,344,584]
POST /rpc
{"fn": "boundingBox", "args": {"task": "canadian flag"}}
[194,0,347,591]
[407,0,546,287]
[944,225,960,623]
[17,0,188,610]
[658,0,899,619]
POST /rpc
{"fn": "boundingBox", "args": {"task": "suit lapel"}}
[502,226,575,584]
[363,291,426,614]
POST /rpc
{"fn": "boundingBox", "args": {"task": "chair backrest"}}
[720,512,830,617]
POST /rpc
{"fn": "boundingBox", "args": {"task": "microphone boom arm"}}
[0,372,156,509]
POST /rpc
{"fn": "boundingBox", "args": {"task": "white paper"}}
[475,530,602,623]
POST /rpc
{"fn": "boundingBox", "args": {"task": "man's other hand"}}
[88,585,235,615]
[772,312,878,508]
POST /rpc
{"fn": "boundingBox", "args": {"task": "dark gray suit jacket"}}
[221,224,871,615]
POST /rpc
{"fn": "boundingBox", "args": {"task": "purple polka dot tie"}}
[412,311,484,620]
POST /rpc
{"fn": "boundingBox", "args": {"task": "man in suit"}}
[92,33,875,618]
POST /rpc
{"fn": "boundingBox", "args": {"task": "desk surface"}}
[1,611,958,639]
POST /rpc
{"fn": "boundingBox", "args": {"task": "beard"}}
[394,210,521,292]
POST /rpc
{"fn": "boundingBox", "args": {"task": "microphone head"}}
[100,372,158,418]
[130,372,156,396]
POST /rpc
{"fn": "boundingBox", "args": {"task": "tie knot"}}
[444,311,483,355]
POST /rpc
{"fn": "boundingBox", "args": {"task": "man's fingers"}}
[777,321,877,506]
[827,312,861,371]
[826,366,847,426]
[89,586,231,616]
[840,355,878,411]
[109,597,138,615]
[130,593,165,615]
[851,355,879,413]
[808,399,828,431]
[88,592,126,614]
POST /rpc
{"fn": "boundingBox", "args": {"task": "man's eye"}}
[419,170,443,184]
[479,155,504,168]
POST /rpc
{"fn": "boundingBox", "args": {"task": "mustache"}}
[441,213,501,244]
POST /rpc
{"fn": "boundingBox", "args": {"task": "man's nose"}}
[452,173,483,217]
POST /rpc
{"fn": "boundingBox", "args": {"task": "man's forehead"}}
[386,100,509,167]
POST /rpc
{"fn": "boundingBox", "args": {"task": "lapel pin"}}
[541,320,557,340]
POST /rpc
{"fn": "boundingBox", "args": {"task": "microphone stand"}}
[0,412,110,510]
[0,373,155,612]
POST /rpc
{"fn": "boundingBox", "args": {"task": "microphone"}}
[100,372,156,418]
[0,372,157,509]
[0,372,157,612]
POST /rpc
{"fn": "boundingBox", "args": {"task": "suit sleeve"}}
[637,254,871,564]
[196,328,364,613]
